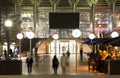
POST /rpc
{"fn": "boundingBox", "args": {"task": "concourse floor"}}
[0,54,120,78]
[22,54,92,75]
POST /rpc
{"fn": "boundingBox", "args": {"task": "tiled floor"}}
[0,54,120,78]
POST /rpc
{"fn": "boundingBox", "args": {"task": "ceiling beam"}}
[49,0,60,6]
[49,0,60,12]
[68,0,79,7]
[31,0,42,6]
[87,0,99,7]
[105,0,117,6]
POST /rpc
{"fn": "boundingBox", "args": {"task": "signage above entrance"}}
[49,12,79,29]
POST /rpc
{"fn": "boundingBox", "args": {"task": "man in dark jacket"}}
[26,55,33,74]
[52,55,59,74]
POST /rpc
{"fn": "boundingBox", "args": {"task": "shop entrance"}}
[49,40,78,54]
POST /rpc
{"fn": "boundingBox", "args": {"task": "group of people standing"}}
[1,48,19,60]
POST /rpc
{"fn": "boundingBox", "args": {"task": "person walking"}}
[26,55,33,74]
[66,50,70,58]
[52,55,59,74]
[3,49,7,58]
[60,53,67,74]
[9,48,13,57]
[80,48,83,60]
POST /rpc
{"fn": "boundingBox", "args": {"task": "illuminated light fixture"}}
[26,31,35,39]
[72,29,81,38]
[52,34,59,40]
[88,33,96,40]
[17,33,23,40]
[111,31,119,38]
[52,34,59,54]
[4,19,13,27]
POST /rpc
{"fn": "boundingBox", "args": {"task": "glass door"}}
[49,40,76,54]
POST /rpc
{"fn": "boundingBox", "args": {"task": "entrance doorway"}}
[49,40,79,54]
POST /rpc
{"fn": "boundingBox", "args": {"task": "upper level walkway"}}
[0,54,120,78]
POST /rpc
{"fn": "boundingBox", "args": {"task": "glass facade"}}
[49,40,78,54]
[19,6,120,54]
[20,7,119,39]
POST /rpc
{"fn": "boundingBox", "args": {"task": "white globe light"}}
[72,29,81,38]
[17,33,23,40]
[53,34,59,40]
[26,31,35,39]
[5,20,13,27]
[88,33,96,39]
[111,31,119,38]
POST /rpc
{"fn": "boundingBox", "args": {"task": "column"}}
[49,0,60,12]
[87,0,99,33]
[33,0,37,36]
[0,8,1,42]
[31,0,41,37]
[91,3,95,33]
[106,0,116,31]
[72,3,76,12]
[68,0,79,12]
[53,2,57,13]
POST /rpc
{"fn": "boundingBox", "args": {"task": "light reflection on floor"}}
[22,54,96,75]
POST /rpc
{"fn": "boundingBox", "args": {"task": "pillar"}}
[33,0,37,36]
[106,0,116,31]
[72,3,76,12]
[87,0,99,33]
[0,8,1,42]
[53,2,57,13]
[91,3,95,33]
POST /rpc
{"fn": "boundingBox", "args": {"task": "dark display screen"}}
[49,13,79,29]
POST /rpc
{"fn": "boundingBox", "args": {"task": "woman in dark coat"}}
[52,55,59,74]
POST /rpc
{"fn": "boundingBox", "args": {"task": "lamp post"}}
[72,29,81,73]
[4,19,13,58]
[88,33,96,53]
[52,34,59,54]
[16,33,23,59]
[26,31,35,56]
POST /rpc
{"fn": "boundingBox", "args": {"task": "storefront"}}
[49,40,79,54]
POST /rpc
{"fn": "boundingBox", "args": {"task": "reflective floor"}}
[0,54,120,78]
[22,54,92,75]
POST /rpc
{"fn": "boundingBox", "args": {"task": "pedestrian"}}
[60,53,67,74]
[34,47,39,66]
[9,48,13,57]
[80,48,83,60]
[26,55,33,74]
[3,49,7,58]
[52,55,59,74]
[66,50,70,58]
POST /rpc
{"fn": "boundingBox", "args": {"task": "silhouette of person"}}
[60,53,67,74]
[3,49,7,58]
[80,48,83,60]
[26,55,33,74]
[52,55,59,74]
[9,48,13,57]
[66,50,70,58]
